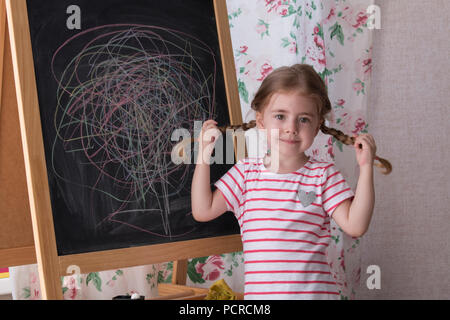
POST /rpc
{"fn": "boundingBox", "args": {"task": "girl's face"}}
[255,91,322,158]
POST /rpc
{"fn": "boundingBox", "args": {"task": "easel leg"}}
[172,259,188,285]
[5,0,63,299]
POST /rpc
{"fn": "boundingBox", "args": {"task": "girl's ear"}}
[315,118,324,136]
[255,111,265,129]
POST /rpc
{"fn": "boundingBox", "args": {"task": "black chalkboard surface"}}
[26,0,239,256]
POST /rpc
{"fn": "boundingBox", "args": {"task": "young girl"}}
[191,64,390,300]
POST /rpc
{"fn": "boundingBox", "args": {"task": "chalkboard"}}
[25,0,240,256]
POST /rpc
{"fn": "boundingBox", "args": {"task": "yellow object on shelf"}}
[205,279,236,300]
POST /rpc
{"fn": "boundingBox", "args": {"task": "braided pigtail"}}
[320,123,392,175]
[216,120,257,134]
[174,120,392,175]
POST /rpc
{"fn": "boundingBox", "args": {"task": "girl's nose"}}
[284,122,298,135]
[285,129,297,135]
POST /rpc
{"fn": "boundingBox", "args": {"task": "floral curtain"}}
[10,0,374,299]
[10,264,159,300]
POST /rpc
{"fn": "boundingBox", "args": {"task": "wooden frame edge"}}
[214,0,242,126]
[213,0,247,162]
[0,0,6,111]
[6,0,62,299]
[0,246,36,268]
[59,234,242,275]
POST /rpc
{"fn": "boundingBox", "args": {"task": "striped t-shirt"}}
[214,156,355,300]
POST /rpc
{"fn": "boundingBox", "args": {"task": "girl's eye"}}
[274,115,310,122]
[299,117,310,123]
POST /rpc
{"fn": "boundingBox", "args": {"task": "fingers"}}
[202,120,218,134]
[202,119,218,128]
[200,120,220,144]
[353,133,377,152]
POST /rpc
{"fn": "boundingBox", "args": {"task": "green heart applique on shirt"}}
[298,190,316,207]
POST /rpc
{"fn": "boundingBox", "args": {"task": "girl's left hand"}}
[353,133,377,169]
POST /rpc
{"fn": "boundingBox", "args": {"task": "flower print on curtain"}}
[228,0,304,122]
[189,256,224,283]
[184,252,245,294]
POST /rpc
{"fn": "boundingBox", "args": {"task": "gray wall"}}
[356,0,450,299]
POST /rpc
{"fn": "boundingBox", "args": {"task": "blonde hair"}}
[186,64,391,174]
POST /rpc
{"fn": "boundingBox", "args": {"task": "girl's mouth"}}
[280,139,300,144]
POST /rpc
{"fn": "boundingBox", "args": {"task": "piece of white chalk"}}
[131,293,140,300]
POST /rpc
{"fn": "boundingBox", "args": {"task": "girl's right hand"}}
[197,119,221,164]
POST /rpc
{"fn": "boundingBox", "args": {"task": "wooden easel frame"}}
[0,0,37,269]
[4,0,244,299]
[0,0,5,107]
